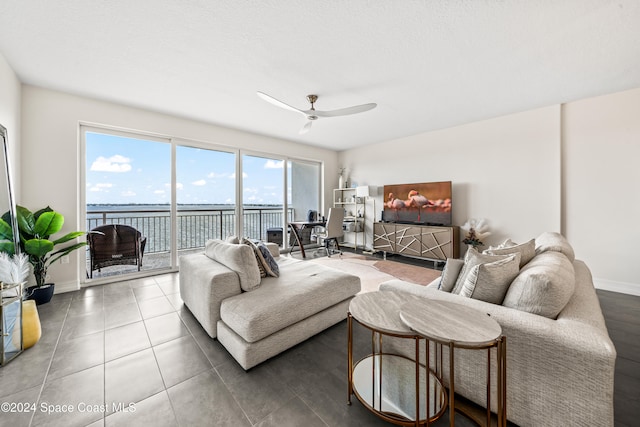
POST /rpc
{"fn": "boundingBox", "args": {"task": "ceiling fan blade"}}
[299,121,313,134]
[314,103,377,118]
[257,91,305,115]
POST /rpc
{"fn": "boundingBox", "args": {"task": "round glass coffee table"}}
[347,291,446,426]
[400,299,507,427]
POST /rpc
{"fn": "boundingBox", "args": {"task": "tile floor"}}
[0,272,637,426]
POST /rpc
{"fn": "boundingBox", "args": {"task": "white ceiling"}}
[1,1,640,151]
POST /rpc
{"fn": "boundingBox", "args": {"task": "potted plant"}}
[16,206,89,304]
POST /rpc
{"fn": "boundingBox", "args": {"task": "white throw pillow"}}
[452,248,515,295]
[535,232,575,262]
[502,251,575,319]
[204,239,261,291]
[484,238,535,268]
[459,253,520,304]
[439,258,465,292]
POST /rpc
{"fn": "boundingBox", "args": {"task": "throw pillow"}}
[257,242,280,277]
[502,251,575,319]
[242,238,279,278]
[484,238,535,268]
[535,232,575,262]
[451,248,515,295]
[204,239,261,291]
[225,235,240,244]
[459,253,520,304]
[439,258,465,292]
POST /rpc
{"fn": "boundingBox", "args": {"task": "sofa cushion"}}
[204,239,261,292]
[439,258,465,292]
[220,258,360,342]
[459,253,520,304]
[502,251,575,319]
[484,238,535,268]
[535,232,575,262]
[452,248,515,295]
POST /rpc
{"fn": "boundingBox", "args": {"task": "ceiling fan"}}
[256,91,377,134]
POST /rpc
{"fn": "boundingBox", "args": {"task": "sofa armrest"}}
[179,253,242,338]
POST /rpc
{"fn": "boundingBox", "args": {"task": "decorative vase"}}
[338,175,344,189]
[22,300,42,349]
[26,283,55,305]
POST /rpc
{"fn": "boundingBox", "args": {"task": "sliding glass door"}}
[84,129,171,279]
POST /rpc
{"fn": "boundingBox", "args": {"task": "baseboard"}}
[53,280,81,294]
[593,278,640,296]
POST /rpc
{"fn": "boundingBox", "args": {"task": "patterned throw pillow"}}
[257,242,279,277]
[458,253,520,304]
[242,238,279,278]
[451,248,515,295]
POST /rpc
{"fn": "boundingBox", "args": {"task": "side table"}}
[347,291,446,426]
[400,299,507,427]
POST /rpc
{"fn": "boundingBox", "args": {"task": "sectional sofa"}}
[379,232,616,427]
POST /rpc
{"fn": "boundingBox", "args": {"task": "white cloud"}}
[154,190,165,195]
[90,155,132,172]
[88,182,113,192]
[230,172,248,179]
[192,179,206,186]
[121,190,136,197]
[264,159,284,169]
[207,172,227,178]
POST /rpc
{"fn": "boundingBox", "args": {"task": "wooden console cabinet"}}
[373,222,459,262]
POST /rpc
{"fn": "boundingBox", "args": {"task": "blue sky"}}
[86,132,285,205]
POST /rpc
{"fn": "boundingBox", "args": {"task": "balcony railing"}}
[86,207,294,254]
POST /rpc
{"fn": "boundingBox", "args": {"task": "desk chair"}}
[314,207,344,257]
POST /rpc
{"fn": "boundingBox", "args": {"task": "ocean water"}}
[86,204,287,252]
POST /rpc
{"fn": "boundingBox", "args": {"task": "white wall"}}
[563,88,640,295]
[0,53,21,198]
[21,85,338,292]
[339,106,562,244]
[340,91,640,295]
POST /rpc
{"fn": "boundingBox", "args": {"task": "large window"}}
[82,126,322,281]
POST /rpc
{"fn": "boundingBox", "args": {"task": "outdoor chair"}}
[87,224,147,278]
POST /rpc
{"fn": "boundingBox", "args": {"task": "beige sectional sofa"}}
[180,239,361,370]
[379,232,616,427]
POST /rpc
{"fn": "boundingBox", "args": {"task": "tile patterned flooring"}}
[0,272,637,426]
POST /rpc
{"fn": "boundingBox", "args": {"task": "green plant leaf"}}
[24,238,54,258]
[48,242,89,266]
[51,231,86,245]
[0,218,13,240]
[16,205,36,236]
[34,211,64,237]
[0,240,15,255]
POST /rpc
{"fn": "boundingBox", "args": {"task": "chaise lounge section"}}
[180,238,361,370]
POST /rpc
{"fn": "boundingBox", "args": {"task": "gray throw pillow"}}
[459,253,520,304]
[452,248,514,295]
[439,258,465,292]
[502,251,575,319]
[484,238,535,268]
